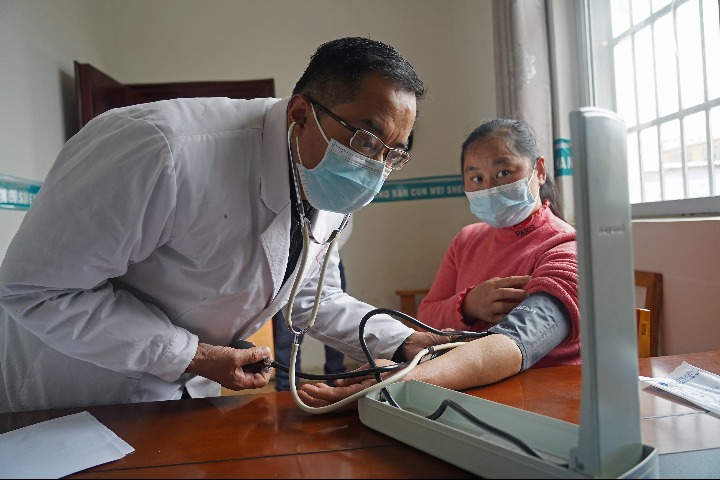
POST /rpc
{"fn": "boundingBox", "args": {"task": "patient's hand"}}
[462,275,531,324]
[298,381,373,410]
[297,359,398,409]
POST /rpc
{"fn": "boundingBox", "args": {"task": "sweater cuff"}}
[457,285,476,326]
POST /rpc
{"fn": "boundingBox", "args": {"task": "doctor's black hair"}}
[293,37,426,110]
[460,118,565,221]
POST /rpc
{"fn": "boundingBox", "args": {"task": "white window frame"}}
[580,0,720,219]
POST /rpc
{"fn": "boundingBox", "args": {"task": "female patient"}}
[299,118,579,406]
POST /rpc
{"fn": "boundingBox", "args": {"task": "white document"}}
[0,411,134,479]
[640,361,720,416]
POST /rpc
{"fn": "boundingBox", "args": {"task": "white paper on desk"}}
[640,361,720,416]
[0,410,134,479]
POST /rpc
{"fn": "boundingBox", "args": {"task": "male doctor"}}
[0,37,446,412]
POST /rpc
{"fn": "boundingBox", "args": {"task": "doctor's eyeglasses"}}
[306,96,412,170]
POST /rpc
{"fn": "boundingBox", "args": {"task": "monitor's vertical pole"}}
[569,107,644,477]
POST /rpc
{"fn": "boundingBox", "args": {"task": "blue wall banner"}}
[553,138,573,177]
[0,174,41,210]
[373,174,465,203]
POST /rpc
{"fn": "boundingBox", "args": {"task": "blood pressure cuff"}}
[488,291,571,372]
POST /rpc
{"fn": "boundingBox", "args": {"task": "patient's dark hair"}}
[293,37,426,110]
[461,118,564,221]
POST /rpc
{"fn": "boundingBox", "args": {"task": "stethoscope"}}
[284,121,356,412]
[284,121,350,338]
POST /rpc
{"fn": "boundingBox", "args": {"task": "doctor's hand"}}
[400,331,457,362]
[186,342,273,391]
[462,275,532,324]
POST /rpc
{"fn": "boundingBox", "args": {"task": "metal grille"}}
[592,0,720,211]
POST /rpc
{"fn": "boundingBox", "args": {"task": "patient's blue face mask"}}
[293,106,390,214]
[465,168,538,228]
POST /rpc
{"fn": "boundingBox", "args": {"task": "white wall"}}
[0,0,114,254]
[0,0,717,373]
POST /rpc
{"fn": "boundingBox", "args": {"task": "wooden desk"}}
[0,387,473,478]
[1,351,718,478]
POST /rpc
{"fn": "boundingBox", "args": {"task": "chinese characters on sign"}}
[373,175,465,203]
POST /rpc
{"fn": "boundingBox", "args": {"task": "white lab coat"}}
[0,97,413,412]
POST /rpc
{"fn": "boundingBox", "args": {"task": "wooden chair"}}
[636,308,652,358]
[394,288,430,329]
[634,270,663,357]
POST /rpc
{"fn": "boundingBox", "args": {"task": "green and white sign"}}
[373,174,465,203]
[0,174,42,210]
[554,138,573,177]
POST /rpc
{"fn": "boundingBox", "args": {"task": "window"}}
[586,0,720,217]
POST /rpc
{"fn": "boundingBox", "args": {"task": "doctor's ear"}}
[287,95,311,128]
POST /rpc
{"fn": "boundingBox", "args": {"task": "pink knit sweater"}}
[418,202,581,368]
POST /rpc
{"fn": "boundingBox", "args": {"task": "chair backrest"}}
[394,288,430,327]
[635,308,652,358]
[634,270,663,357]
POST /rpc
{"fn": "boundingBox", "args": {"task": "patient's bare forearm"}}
[405,334,522,391]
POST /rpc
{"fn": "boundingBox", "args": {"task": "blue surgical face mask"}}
[292,107,390,214]
[465,169,538,228]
